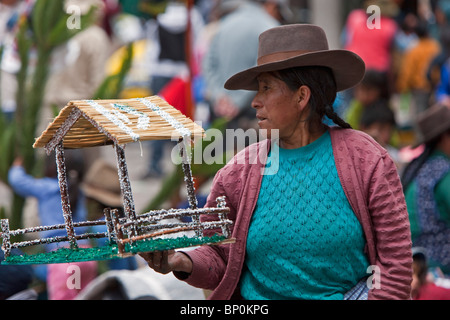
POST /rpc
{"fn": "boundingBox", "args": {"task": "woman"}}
[140,24,412,300]
[402,104,450,275]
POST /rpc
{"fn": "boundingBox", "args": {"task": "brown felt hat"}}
[224,24,366,92]
[415,104,450,147]
[82,159,122,207]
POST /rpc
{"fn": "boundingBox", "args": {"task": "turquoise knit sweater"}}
[240,131,369,300]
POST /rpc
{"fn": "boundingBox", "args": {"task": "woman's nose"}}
[251,95,261,110]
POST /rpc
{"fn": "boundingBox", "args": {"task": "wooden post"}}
[103,208,114,244]
[1,219,11,258]
[179,138,197,210]
[216,197,230,238]
[114,144,137,237]
[111,209,125,255]
[55,143,78,250]
[179,138,202,237]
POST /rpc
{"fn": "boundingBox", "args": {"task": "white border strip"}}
[136,98,191,137]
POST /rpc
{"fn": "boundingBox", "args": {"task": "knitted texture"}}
[240,132,369,299]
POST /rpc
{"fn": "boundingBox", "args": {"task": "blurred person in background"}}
[0,0,31,121]
[345,69,390,130]
[359,99,401,169]
[143,0,204,178]
[202,0,291,142]
[341,0,398,119]
[82,159,138,271]
[44,0,110,111]
[402,104,450,276]
[396,20,440,115]
[0,249,36,300]
[8,151,98,300]
[343,0,398,73]
[411,248,450,300]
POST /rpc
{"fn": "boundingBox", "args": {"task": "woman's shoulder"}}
[329,127,389,163]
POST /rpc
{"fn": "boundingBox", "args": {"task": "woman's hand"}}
[138,250,193,275]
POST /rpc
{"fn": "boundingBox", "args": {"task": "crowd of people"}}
[0,0,449,300]
[341,0,450,168]
[341,1,450,299]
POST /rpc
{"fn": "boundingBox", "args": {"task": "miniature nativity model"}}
[1,96,234,265]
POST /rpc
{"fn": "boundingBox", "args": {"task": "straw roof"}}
[33,96,205,153]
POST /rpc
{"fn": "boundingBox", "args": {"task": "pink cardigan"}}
[179,127,413,300]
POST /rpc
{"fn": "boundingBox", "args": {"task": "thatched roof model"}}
[34,96,204,153]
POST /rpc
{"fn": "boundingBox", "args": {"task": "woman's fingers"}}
[159,251,171,274]
[138,250,174,274]
[152,251,161,268]
[138,252,155,269]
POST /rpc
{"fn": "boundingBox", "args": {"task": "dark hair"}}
[360,69,390,100]
[413,251,428,286]
[360,99,397,128]
[274,66,351,130]
[401,127,450,189]
[415,20,429,38]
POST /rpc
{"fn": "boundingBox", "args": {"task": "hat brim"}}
[224,49,366,92]
[82,184,123,208]
[413,119,450,148]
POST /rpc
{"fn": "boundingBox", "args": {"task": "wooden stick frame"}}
[114,144,137,222]
[55,142,78,250]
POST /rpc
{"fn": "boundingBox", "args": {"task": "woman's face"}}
[251,72,303,140]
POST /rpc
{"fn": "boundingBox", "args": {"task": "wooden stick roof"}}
[33,96,205,154]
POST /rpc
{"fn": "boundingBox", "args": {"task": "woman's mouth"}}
[256,115,267,124]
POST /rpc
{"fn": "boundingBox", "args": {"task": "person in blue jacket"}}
[8,150,89,251]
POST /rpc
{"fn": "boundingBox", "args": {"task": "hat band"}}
[257,49,314,65]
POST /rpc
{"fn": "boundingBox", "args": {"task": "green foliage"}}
[0,207,6,220]
[31,0,95,50]
[0,0,96,230]
[0,120,16,182]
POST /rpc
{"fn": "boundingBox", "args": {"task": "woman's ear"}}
[297,85,311,111]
